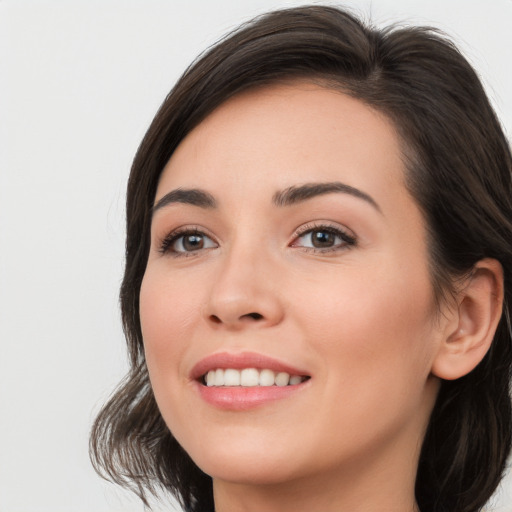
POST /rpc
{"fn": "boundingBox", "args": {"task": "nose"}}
[204,249,285,330]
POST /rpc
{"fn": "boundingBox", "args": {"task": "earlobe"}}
[431,258,504,381]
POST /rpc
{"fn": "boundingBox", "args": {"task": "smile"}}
[203,368,309,387]
[191,352,311,410]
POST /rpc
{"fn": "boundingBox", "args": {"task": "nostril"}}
[208,312,264,324]
[245,312,263,320]
[209,315,222,324]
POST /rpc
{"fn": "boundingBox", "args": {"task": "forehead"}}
[157,83,408,211]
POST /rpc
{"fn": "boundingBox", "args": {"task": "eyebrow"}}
[272,182,382,213]
[151,181,381,215]
[152,188,217,214]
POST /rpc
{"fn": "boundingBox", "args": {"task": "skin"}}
[140,83,460,512]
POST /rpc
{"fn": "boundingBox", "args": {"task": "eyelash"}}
[158,226,218,257]
[291,222,357,253]
[158,223,357,257]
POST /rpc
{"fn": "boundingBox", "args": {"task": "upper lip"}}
[190,351,310,381]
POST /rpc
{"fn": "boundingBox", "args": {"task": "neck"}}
[212,443,421,512]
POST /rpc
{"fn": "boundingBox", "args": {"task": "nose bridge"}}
[205,234,283,329]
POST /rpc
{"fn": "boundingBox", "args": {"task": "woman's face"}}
[140,84,448,488]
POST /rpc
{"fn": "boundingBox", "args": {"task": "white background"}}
[1,1,511,511]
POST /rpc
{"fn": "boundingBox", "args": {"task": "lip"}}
[190,351,311,411]
[190,351,310,381]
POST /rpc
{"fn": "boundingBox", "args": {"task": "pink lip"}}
[190,351,311,411]
[190,351,309,381]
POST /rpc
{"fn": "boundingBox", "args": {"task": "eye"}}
[159,228,217,256]
[291,224,356,252]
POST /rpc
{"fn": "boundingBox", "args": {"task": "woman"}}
[90,6,512,512]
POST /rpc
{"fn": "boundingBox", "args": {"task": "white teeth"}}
[203,368,307,387]
[224,368,241,386]
[259,369,275,386]
[275,372,290,386]
[206,370,216,386]
[214,368,224,386]
[241,368,259,387]
[289,375,303,385]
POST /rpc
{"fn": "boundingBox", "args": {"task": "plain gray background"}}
[1,1,511,511]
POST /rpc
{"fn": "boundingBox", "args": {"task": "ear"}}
[431,258,504,381]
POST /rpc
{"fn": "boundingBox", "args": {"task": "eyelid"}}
[290,221,357,251]
[156,221,356,256]
[157,225,219,256]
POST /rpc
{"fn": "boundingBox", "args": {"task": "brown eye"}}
[292,225,356,252]
[173,232,217,253]
[180,234,205,251]
[160,230,218,255]
[311,230,336,248]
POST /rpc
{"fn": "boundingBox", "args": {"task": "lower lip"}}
[196,381,308,410]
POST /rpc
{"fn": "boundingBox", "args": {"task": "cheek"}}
[288,263,438,455]
[139,267,200,386]
[294,257,437,385]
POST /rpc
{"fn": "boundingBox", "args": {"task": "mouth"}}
[202,368,310,387]
[191,352,311,409]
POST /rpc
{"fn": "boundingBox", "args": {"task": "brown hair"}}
[90,6,512,512]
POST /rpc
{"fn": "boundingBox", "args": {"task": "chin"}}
[196,454,302,486]
[176,429,308,485]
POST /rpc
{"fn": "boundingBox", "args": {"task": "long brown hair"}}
[90,6,512,512]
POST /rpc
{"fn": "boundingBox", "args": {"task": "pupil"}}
[313,231,334,248]
[183,234,204,251]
